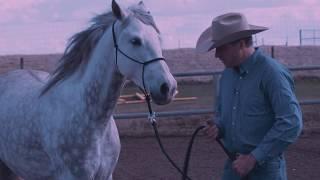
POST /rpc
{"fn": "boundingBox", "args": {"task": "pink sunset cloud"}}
[0,0,44,11]
[0,0,319,55]
[0,0,45,23]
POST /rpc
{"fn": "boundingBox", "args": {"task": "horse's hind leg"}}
[0,160,22,180]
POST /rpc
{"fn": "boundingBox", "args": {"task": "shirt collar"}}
[236,48,261,76]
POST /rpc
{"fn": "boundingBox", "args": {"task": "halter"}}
[112,21,165,96]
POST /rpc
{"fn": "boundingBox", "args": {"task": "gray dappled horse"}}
[0,1,177,179]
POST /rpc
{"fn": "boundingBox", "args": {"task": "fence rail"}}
[114,65,320,120]
[299,29,320,46]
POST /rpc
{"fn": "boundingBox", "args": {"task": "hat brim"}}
[196,24,268,53]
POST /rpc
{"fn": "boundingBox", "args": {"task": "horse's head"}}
[111,0,177,105]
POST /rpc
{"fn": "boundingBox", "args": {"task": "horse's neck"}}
[82,31,125,122]
[60,29,125,125]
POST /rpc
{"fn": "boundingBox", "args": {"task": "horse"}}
[0,0,177,179]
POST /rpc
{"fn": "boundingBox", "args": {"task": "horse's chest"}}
[57,128,120,179]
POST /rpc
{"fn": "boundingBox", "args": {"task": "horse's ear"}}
[138,1,144,6]
[138,1,149,13]
[112,0,126,20]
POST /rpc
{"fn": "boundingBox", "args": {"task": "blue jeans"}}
[222,155,287,180]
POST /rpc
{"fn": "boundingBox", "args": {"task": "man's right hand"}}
[203,121,220,140]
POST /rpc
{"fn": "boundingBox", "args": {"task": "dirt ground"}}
[114,130,320,180]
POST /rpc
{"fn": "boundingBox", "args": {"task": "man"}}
[196,12,303,180]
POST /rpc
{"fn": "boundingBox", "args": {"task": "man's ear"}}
[238,39,246,49]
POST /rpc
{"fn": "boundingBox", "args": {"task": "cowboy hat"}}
[196,12,268,53]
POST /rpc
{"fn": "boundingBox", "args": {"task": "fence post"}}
[20,57,24,69]
[271,46,275,58]
[313,29,316,45]
[299,29,302,46]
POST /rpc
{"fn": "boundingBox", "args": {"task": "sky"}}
[0,0,320,55]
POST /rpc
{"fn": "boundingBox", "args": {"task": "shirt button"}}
[232,122,235,126]
[233,106,236,110]
[239,76,243,79]
[235,91,239,94]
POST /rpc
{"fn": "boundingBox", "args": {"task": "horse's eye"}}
[130,38,142,46]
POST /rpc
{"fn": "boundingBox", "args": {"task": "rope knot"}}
[148,111,156,124]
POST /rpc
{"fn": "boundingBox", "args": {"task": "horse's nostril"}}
[160,83,169,96]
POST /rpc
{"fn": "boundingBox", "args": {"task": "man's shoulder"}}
[256,51,294,86]
[256,51,287,74]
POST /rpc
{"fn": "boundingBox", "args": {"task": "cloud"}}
[0,20,85,55]
[154,14,213,49]
[301,0,319,5]
[0,0,46,23]
[0,0,44,11]
[155,0,320,47]
[1,0,320,55]
[238,1,320,45]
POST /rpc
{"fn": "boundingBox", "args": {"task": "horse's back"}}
[0,69,49,95]
[0,68,50,134]
[0,69,53,178]
[0,69,49,122]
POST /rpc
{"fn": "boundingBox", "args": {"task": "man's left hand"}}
[232,153,257,177]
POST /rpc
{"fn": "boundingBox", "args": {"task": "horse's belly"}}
[3,148,55,179]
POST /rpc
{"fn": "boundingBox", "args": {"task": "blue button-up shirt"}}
[215,48,303,163]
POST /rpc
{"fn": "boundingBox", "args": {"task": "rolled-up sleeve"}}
[251,67,303,163]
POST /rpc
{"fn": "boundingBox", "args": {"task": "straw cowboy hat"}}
[196,12,268,53]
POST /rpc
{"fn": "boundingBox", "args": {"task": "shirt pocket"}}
[240,92,274,142]
[243,90,272,116]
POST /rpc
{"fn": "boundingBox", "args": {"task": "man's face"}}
[214,41,241,68]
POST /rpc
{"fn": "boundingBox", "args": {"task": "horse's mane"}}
[41,5,160,95]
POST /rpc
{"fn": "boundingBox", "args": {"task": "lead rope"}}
[143,93,198,180]
[144,93,247,180]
